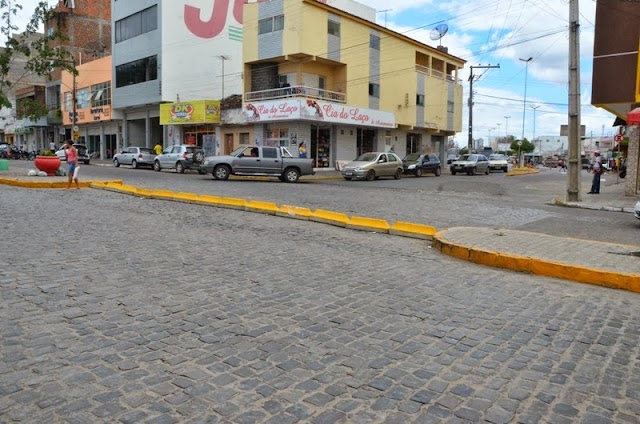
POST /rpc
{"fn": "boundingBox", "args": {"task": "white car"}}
[55,143,91,164]
[488,154,509,172]
[635,201,640,220]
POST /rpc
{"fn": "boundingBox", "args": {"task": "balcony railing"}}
[415,65,460,83]
[245,85,346,103]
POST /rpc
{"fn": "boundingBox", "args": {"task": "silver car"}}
[341,152,404,181]
[153,144,205,174]
[450,154,490,175]
[112,147,156,169]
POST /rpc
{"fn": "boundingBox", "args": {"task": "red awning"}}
[628,107,640,125]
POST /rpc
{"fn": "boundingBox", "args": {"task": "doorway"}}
[406,133,421,155]
[357,129,376,156]
[224,134,234,154]
[311,125,331,168]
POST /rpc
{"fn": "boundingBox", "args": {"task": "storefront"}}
[243,99,396,169]
[160,100,221,155]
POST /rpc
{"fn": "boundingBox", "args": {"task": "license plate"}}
[345,172,353,176]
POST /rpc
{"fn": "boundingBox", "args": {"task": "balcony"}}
[245,85,346,103]
[415,65,460,83]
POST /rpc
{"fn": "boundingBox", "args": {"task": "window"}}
[64,92,72,111]
[328,19,340,37]
[240,133,250,144]
[263,147,278,158]
[76,88,90,109]
[258,14,284,35]
[91,81,111,107]
[447,101,454,113]
[115,6,157,43]
[265,127,289,147]
[116,55,158,88]
[416,94,425,106]
[370,34,380,50]
[368,83,380,98]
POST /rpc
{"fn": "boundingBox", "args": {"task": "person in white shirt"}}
[588,150,603,194]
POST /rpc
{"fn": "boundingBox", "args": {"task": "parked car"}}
[112,147,156,169]
[201,145,314,182]
[446,154,459,164]
[153,144,205,174]
[402,153,441,177]
[0,143,9,158]
[341,152,404,181]
[450,154,490,175]
[55,143,91,164]
[635,201,640,221]
[488,154,509,172]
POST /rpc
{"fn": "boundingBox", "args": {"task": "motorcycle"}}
[28,150,37,160]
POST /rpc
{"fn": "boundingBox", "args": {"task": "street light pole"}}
[71,56,77,141]
[531,105,540,153]
[519,57,533,142]
[218,55,230,101]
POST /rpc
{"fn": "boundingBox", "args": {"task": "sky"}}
[8,0,617,148]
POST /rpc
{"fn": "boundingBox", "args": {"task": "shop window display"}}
[265,127,289,147]
[311,126,331,168]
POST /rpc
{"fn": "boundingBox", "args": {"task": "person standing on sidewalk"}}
[64,140,80,189]
[154,141,163,156]
[588,150,603,194]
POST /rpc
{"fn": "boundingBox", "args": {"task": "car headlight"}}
[407,164,416,169]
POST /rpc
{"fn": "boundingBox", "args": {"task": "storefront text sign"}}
[160,100,221,125]
[243,99,396,128]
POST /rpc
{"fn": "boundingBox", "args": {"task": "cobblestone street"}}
[1,186,639,423]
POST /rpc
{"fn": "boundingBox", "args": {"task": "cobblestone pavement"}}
[2,186,640,423]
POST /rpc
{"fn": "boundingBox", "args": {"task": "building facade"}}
[46,0,112,146]
[61,56,122,158]
[591,0,639,195]
[242,0,465,167]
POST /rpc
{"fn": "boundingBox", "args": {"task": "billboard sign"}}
[160,100,221,125]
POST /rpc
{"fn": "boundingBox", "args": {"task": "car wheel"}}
[213,165,230,180]
[343,177,352,181]
[394,169,402,180]
[131,160,137,169]
[283,167,300,183]
[471,167,476,176]
[153,160,161,172]
[485,168,489,175]
[415,168,422,177]
[198,169,205,175]
[176,162,185,174]
[365,170,375,181]
[451,169,456,175]
[503,167,508,172]
[435,167,441,177]
[84,160,90,165]
[113,158,120,167]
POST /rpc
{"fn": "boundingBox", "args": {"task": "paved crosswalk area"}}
[1,186,639,423]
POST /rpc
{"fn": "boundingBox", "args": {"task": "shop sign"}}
[243,99,396,129]
[160,100,221,125]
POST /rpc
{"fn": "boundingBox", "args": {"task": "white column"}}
[100,124,106,160]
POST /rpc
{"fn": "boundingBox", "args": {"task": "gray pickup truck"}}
[201,145,315,183]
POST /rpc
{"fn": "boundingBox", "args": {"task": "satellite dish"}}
[429,23,449,46]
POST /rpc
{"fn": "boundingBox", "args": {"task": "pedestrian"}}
[298,141,307,158]
[588,150,603,194]
[154,141,163,156]
[64,140,80,189]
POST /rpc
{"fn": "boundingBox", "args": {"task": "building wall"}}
[61,56,113,126]
[112,0,161,109]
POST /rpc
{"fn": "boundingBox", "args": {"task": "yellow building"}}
[243,0,465,167]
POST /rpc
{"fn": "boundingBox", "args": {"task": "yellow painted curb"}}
[246,200,280,215]
[0,177,120,189]
[219,197,247,210]
[389,221,436,239]
[433,231,640,293]
[276,205,313,220]
[346,216,390,233]
[310,209,349,227]
[148,189,176,200]
[195,194,223,206]
[507,168,539,176]
[174,192,199,202]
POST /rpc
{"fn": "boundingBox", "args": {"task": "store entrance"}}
[310,125,331,168]
[357,129,376,156]
[406,133,421,155]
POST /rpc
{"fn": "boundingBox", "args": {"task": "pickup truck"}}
[201,145,315,183]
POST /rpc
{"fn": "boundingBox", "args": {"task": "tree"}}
[510,138,535,154]
[0,0,75,110]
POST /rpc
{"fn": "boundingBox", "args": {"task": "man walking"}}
[588,150,603,194]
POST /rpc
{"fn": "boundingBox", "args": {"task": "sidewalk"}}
[553,172,638,212]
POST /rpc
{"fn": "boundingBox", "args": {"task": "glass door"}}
[311,125,331,168]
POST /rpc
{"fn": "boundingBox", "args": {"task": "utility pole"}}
[377,9,392,27]
[468,64,500,150]
[531,105,540,153]
[218,55,229,101]
[567,0,581,201]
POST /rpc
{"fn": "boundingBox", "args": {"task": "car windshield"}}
[459,155,475,161]
[489,155,505,160]
[185,146,200,153]
[403,154,420,161]
[230,146,248,157]
[356,153,378,162]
